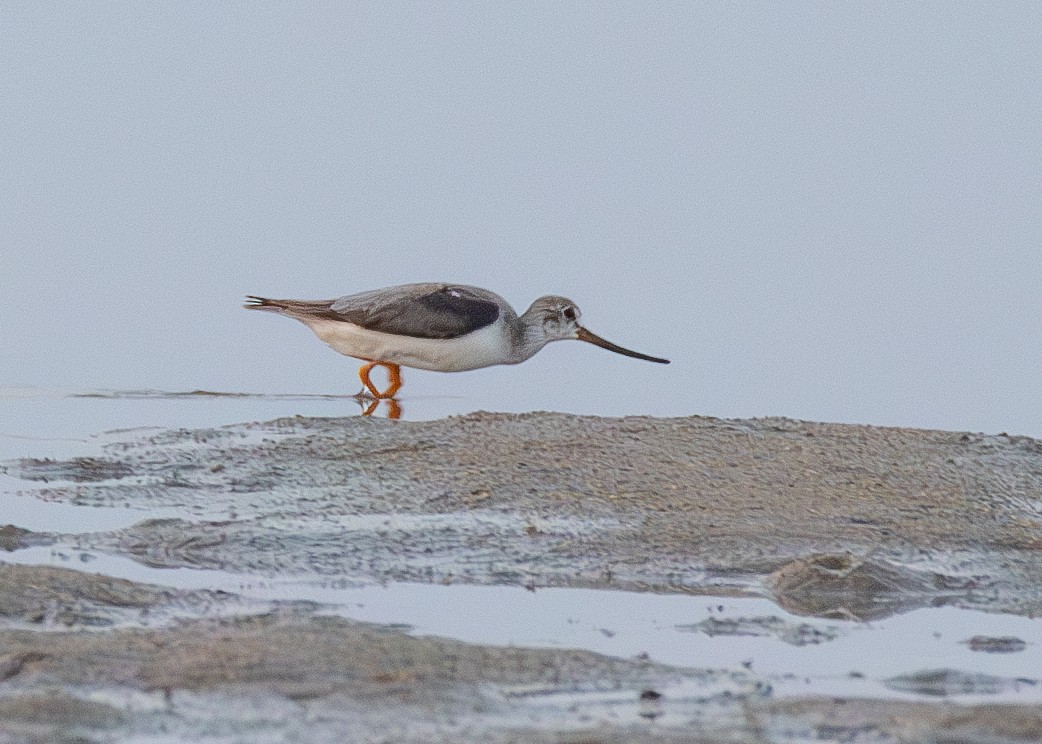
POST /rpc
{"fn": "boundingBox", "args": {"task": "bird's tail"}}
[243,295,283,312]
[243,296,338,319]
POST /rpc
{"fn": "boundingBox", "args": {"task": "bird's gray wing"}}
[329,283,504,339]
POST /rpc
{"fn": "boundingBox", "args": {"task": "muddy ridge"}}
[7,412,1042,615]
[3,411,1042,742]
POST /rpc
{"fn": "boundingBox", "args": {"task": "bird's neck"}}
[507,313,550,364]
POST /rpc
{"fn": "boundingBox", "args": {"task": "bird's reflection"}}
[358,396,402,419]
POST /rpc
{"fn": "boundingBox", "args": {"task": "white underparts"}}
[302,318,536,372]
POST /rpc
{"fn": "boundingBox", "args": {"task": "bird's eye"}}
[563,307,576,321]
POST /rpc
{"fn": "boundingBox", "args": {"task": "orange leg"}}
[358,361,403,399]
[358,362,381,398]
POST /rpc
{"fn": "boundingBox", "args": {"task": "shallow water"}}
[3,543,1041,704]
[2,387,1041,707]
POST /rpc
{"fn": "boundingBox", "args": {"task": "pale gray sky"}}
[2,3,1041,433]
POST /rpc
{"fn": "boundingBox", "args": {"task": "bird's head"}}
[523,295,670,364]
[526,295,583,341]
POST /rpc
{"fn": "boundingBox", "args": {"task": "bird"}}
[245,283,669,399]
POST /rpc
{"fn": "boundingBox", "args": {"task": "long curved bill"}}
[576,327,670,364]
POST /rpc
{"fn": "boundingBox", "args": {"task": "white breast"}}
[302,318,514,372]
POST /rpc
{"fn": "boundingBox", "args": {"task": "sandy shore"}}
[3,411,1042,742]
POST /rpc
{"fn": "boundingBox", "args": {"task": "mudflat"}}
[2,411,1042,742]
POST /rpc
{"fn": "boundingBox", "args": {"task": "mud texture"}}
[8,412,1042,615]
[0,563,1037,744]
[0,573,713,743]
[3,411,1042,742]
[677,614,841,647]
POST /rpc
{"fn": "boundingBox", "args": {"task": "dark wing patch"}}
[334,285,501,339]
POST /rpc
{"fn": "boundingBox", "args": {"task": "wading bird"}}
[245,283,669,399]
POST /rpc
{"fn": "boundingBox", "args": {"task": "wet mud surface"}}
[0,565,717,744]
[3,411,1042,742]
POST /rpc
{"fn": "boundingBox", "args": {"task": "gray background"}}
[2,3,1040,433]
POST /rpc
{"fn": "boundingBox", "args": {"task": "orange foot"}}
[358,361,402,399]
